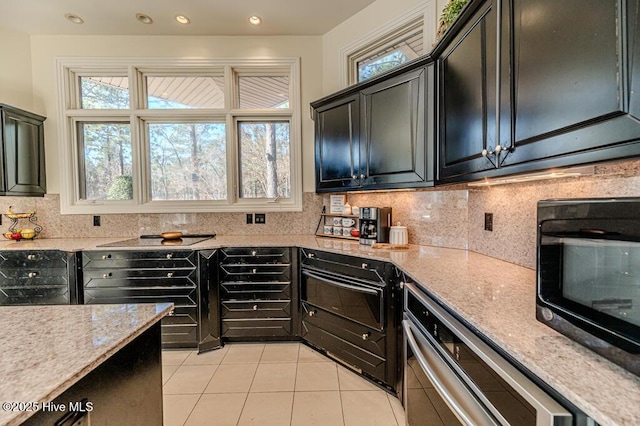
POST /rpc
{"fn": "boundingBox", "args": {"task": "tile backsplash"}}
[3,159,639,271]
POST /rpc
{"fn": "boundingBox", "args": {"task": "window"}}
[347,17,425,85]
[57,58,301,213]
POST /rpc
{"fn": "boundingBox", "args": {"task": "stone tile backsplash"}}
[2,159,639,271]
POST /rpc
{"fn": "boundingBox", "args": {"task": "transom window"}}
[57,58,301,214]
[348,17,424,84]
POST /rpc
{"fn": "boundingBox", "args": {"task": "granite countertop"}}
[1,235,639,424]
[0,303,173,426]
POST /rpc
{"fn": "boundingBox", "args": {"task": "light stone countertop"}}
[1,235,639,425]
[0,303,173,426]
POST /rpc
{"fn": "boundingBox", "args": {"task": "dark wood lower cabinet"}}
[219,247,298,341]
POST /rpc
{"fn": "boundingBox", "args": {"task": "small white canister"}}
[389,222,408,245]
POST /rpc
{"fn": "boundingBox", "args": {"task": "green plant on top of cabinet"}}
[0,104,46,196]
[438,0,640,184]
[313,63,434,192]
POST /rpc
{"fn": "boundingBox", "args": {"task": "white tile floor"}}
[162,342,406,426]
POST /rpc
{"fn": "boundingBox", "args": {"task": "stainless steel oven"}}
[403,282,572,425]
[537,198,640,375]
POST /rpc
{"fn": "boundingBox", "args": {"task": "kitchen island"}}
[0,302,172,426]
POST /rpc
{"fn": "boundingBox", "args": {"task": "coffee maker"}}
[359,207,392,245]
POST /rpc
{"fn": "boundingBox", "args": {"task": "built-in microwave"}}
[537,198,640,376]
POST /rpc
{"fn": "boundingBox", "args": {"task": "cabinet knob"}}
[308,253,315,258]
[168,309,175,316]
[252,268,257,274]
[494,144,502,153]
[399,281,405,289]
[102,272,113,279]
[28,272,38,278]
[359,174,366,179]
[251,250,257,256]
[309,310,316,317]
[352,175,358,180]
[101,254,112,260]
[27,254,37,261]
[481,149,488,157]
[361,263,368,269]
[253,304,258,311]
[166,253,173,259]
[362,332,370,341]
[167,272,174,278]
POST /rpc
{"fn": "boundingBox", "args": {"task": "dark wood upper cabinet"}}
[438,0,501,181]
[438,0,640,183]
[314,94,361,191]
[0,104,46,196]
[312,64,434,193]
[503,0,640,170]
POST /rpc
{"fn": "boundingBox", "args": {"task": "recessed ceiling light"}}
[248,16,262,25]
[64,13,84,24]
[136,13,153,24]
[175,15,190,24]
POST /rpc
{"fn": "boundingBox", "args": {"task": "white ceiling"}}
[0,0,377,36]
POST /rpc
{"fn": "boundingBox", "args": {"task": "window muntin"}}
[59,59,300,213]
[80,76,130,109]
[146,76,225,109]
[238,121,291,199]
[77,122,133,201]
[147,122,227,201]
[237,76,290,109]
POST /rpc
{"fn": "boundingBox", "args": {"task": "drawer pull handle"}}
[252,268,257,274]
[362,332,370,341]
[101,254,112,260]
[27,254,37,261]
[166,253,173,259]
[361,263,368,269]
[251,250,257,256]
[28,272,38,278]
[103,272,113,279]
[309,310,316,317]
[253,304,258,311]
[167,272,174,278]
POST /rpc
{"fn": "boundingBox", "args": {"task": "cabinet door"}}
[503,0,640,170]
[314,94,360,191]
[360,65,433,188]
[438,0,500,182]
[1,108,46,195]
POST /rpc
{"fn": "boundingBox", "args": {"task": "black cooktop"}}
[97,234,216,247]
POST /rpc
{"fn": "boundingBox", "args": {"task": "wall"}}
[0,27,34,111]
[28,35,323,194]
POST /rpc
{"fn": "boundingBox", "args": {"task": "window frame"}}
[56,58,302,214]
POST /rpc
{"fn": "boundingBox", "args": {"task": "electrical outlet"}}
[246,213,253,224]
[484,213,493,231]
[93,215,101,226]
[255,213,266,224]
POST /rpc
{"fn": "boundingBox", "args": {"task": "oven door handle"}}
[302,269,379,296]
[403,319,498,426]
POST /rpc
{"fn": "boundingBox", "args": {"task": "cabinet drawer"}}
[83,287,197,307]
[82,250,196,269]
[302,319,386,383]
[0,267,68,281]
[221,318,292,338]
[0,286,70,305]
[302,302,385,358]
[300,249,387,285]
[0,250,67,268]
[221,281,291,301]
[220,247,290,264]
[162,306,198,327]
[161,323,197,348]
[219,264,291,283]
[83,268,197,287]
[221,300,291,320]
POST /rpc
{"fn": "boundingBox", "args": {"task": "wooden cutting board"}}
[371,243,410,250]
